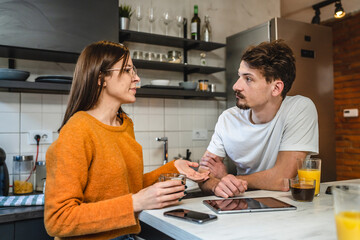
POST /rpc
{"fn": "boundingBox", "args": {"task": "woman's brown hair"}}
[58,40,130,132]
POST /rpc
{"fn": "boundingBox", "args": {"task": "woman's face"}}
[102,57,140,105]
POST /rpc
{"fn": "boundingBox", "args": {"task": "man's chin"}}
[236,102,250,110]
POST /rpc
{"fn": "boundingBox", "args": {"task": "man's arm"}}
[236,151,307,191]
[198,150,225,194]
[198,151,248,198]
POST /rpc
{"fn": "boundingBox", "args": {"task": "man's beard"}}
[234,91,250,110]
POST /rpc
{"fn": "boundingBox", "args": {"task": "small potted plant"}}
[119,4,133,30]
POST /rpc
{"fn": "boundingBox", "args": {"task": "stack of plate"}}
[35,75,72,84]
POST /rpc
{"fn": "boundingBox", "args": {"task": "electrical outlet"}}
[192,129,208,140]
[28,130,53,145]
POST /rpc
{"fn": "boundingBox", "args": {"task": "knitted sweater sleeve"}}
[44,119,137,238]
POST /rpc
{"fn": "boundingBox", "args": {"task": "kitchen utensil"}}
[0,147,9,196]
[179,81,197,90]
[13,155,35,195]
[0,68,30,81]
[151,79,170,86]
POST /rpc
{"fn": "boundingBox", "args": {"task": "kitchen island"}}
[139,179,360,240]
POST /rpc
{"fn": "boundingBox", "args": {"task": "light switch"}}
[343,108,358,118]
[192,129,208,140]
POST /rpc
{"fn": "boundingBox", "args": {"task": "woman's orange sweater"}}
[44,111,178,240]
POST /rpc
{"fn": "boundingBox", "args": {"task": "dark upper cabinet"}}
[0,0,118,61]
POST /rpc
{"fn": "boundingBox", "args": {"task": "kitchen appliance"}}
[0,147,9,196]
[35,161,46,192]
[13,155,35,195]
[226,17,335,182]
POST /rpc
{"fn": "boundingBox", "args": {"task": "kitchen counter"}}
[139,179,360,240]
[0,205,44,223]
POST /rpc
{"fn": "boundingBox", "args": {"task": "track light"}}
[334,1,345,18]
[311,0,346,24]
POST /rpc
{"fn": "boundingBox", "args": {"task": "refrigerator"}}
[226,17,336,182]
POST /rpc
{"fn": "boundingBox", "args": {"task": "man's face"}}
[232,61,274,110]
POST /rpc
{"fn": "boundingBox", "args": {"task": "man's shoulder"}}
[284,95,315,108]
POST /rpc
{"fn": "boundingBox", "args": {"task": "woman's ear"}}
[98,74,106,87]
[272,79,284,97]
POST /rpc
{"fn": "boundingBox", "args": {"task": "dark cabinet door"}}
[15,218,52,240]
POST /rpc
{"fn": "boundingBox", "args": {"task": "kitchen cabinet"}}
[0,31,226,100]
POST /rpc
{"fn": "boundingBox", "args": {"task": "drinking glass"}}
[176,15,183,37]
[159,173,186,184]
[297,158,321,196]
[148,7,155,33]
[161,11,172,36]
[135,5,143,31]
[333,185,360,240]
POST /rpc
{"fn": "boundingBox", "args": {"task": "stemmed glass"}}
[161,11,172,36]
[176,15,183,37]
[135,5,143,31]
[148,7,155,33]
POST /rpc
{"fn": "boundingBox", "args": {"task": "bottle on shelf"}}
[191,5,201,40]
[202,15,212,42]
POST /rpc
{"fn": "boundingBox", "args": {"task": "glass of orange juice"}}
[297,158,321,196]
[333,185,360,240]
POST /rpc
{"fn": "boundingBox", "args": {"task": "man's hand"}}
[200,152,227,179]
[213,174,248,198]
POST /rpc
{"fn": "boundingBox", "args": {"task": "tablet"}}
[203,197,296,214]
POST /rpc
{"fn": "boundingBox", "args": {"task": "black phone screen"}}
[164,208,217,224]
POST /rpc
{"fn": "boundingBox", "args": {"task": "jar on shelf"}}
[168,51,182,63]
[200,52,207,66]
[198,79,209,91]
[13,155,35,195]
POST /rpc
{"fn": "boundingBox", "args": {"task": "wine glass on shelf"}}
[161,11,172,36]
[148,7,155,33]
[135,5,143,31]
[176,15,183,37]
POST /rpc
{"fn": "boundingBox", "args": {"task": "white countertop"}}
[139,179,360,240]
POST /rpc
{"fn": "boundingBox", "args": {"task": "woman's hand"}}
[132,180,185,212]
[174,159,210,182]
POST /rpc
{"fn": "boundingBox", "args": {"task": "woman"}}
[44,40,209,240]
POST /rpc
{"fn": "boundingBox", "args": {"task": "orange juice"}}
[335,211,360,240]
[297,169,321,196]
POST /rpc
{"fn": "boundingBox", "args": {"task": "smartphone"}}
[163,208,217,224]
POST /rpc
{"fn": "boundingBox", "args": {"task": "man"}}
[199,40,319,198]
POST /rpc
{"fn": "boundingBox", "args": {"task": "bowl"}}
[151,79,170,86]
[0,68,30,81]
[179,81,197,90]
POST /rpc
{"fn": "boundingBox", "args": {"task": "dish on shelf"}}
[151,79,170,86]
[0,68,30,81]
[179,81,198,90]
[35,75,72,84]
[142,85,183,90]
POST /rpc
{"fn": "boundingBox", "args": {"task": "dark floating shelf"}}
[0,45,79,64]
[119,30,225,51]
[0,80,226,99]
[133,59,225,74]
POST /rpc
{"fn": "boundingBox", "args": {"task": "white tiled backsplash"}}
[0,91,225,179]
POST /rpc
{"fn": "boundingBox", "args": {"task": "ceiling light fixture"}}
[311,0,346,24]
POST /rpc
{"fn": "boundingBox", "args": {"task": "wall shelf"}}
[0,45,79,64]
[133,59,225,74]
[0,80,226,99]
[119,30,225,51]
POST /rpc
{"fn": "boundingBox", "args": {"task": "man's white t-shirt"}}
[207,95,319,175]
